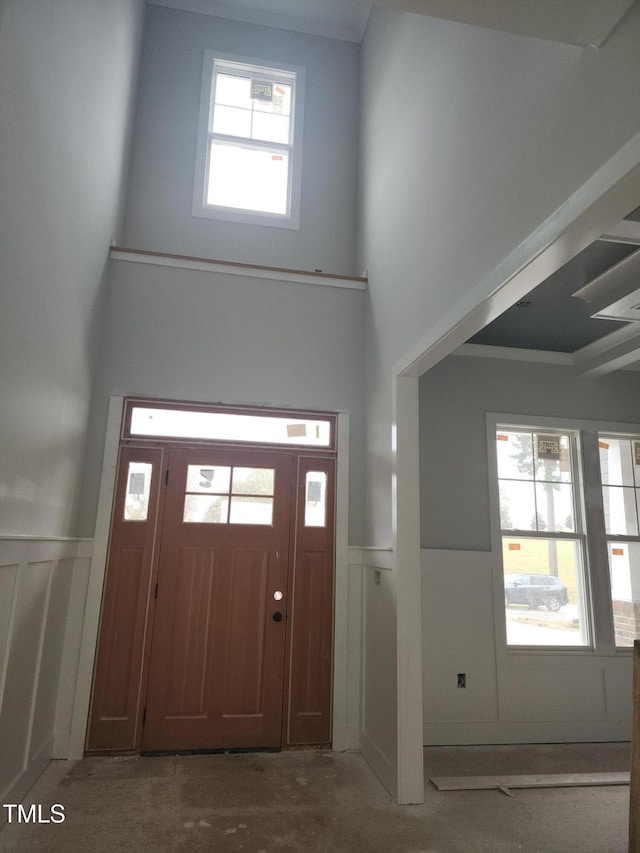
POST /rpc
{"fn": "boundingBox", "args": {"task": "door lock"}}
[272,612,283,622]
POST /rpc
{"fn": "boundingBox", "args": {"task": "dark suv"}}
[504,574,569,612]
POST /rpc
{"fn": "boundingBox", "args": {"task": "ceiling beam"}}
[572,245,640,326]
[600,220,640,246]
[573,324,640,377]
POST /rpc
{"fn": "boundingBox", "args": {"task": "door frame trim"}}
[69,397,352,758]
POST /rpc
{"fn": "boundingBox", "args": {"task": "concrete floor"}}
[0,743,631,852]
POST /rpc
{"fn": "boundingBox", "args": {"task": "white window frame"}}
[193,50,305,230]
[488,414,594,652]
[597,431,640,647]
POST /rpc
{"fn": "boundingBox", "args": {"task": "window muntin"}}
[183,465,275,525]
[598,435,640,646]
[496,427,590,647]
[194,52,304,228]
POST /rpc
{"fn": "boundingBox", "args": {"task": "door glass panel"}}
[305,471,327,527]
[232,467,274,496]
[124,462,153,521]
[182,465,275,523]
[229,496,273,525]
[185,464,231,493]
[183,494,229,523]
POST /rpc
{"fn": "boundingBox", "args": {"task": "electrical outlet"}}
[457,673,466,689]
[374,570,382,587]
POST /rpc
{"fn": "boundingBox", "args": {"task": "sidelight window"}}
[123,462,153,521]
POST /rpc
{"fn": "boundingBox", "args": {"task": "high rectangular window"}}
[193,52,305,229]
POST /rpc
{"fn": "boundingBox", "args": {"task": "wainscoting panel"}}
[0,538,92,807]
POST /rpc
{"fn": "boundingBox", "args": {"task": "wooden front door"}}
[141,446,293,751]
[87,403,338,755]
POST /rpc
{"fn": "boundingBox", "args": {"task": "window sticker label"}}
[251,79,273,101]
[128,472,145,495]
[537,434,562,460]
[272,85,285,113]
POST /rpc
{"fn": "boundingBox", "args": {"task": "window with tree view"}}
[496,427,590,647]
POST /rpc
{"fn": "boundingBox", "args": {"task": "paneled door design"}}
[141,446,293,751]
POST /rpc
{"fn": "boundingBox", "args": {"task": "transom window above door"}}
[124,400,335,450]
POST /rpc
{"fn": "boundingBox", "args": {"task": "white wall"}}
[0,0,145,537]
[356,3,640,794]
[359,2,640,544]
[419,355,640,744]
[359,550,398,797]
[422,548,633,744]
[121,5,360,275]
[0,539,92,807]
[0,0,144,802]
[77,258,366,542]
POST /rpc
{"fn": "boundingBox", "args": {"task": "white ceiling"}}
[148,0,635,45]
[147,0,372,42]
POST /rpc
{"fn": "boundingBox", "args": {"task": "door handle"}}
[272,611,283,622]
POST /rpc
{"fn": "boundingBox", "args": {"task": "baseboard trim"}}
[0,736,52,824]
[360,729,397,799]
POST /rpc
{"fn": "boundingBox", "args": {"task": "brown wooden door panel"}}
[87,446,163,752]
[159,545,216,718]
[218,548,270,716]
[285,457,335,745]
[142,447,293,751]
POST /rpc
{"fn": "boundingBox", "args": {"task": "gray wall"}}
[0,0,145,536]
[419,355,640,550]
[121,6,360,275]
[418,355,640,744]
[78,259,366,542]
[358,3,640,545]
